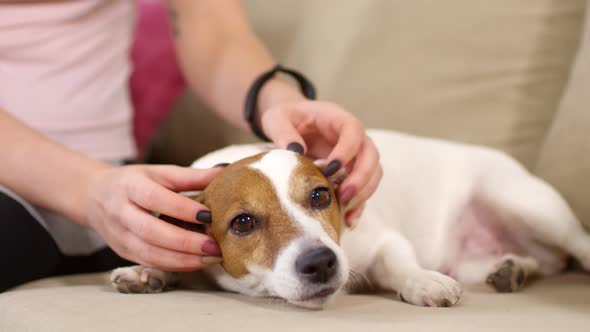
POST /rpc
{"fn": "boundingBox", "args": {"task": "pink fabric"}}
[0,0,137,161]
[130,0,186,153]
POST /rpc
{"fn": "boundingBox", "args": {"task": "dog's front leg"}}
[110,265,180,294]
[368,231,463,307]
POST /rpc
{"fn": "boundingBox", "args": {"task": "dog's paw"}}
[399,270,463,307]
[486,259,526,293]
[110,266,170,294]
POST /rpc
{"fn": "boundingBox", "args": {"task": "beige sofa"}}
[1,1,589,331]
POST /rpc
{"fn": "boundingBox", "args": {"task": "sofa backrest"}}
[536,2,590,228]
[149,0,588,225]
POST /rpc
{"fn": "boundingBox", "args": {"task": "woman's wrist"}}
[0,109,116,229]
[62,158,114,228]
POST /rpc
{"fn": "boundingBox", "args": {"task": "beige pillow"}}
[150,0,586,169]
[536,3,590,228]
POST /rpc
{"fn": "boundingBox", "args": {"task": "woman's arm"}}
[0,110,108,224]
[166,0,301,131]
[0,110,222,270]
[167,0,382,226]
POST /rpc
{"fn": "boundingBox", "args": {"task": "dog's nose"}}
[295,246,338,284]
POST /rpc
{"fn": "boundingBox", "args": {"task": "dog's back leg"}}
[485,254,540,292]
[368,231,463,307]
[111,265,180,293]
[478,158,590,271]
[453,254,540,292]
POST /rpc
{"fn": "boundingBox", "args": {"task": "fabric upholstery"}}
[0,273,588,332]
[3,1,590,331]
[131,0,186,153]
[149,0,586,169]
[535,3,590,228]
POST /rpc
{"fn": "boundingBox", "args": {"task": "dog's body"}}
[112,129,590,308]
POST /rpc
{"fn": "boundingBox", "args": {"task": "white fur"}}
[193,149,348,306]
[190,143,273,168]
[250,151,324,237]
[249,151,348,304]
[113,128,590,308]
[200,129,590,305]
[340,129,589,305]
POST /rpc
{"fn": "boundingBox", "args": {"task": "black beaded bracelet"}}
[244,64,317,141]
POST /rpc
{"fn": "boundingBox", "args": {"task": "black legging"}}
[0,191,131,292]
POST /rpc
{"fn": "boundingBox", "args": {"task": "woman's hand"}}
[165,0,380,226]
[259,99,383,227]
[84,165,223,271]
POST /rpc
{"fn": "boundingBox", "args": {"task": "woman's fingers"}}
[339,136,381,205]
[292,101,365,166]
[323,115,365,169]
[122,205,221,257]
[347,161,383,216]
[286,102,379,205]
[262,100,382,206]
[144,165,222,192]
[115,231,220,272]
[260,106,307,154]
[85,165,227,273]
[127,175,210,224]
[341,153,383,229]
[344,202,365,228]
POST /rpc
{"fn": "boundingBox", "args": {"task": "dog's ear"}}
[183,191,204,203]
[315,159,358,230]
[314,159,348,191]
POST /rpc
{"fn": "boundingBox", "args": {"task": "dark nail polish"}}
[323,160,342,177]
[286,142,304,155]
[196,210,212,224]
[214,162,230,168]
[202,239,222,256]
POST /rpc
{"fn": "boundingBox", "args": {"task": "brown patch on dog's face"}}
[199,154,297,278]
[290,155,341,241]
[197,152,342,279]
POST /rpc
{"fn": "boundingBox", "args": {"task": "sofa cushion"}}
[0,273,589,332]
[536,3,590,228]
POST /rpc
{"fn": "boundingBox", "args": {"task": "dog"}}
[111,129,590,309]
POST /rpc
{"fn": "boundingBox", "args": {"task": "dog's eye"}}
[230,214,257,236]
[310,187,331,209]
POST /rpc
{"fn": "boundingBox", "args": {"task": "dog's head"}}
[197,149,348,308]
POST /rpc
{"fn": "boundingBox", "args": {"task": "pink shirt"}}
[0,0,137,160]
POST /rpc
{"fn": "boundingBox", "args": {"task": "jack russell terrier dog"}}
[111,129,590,309]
